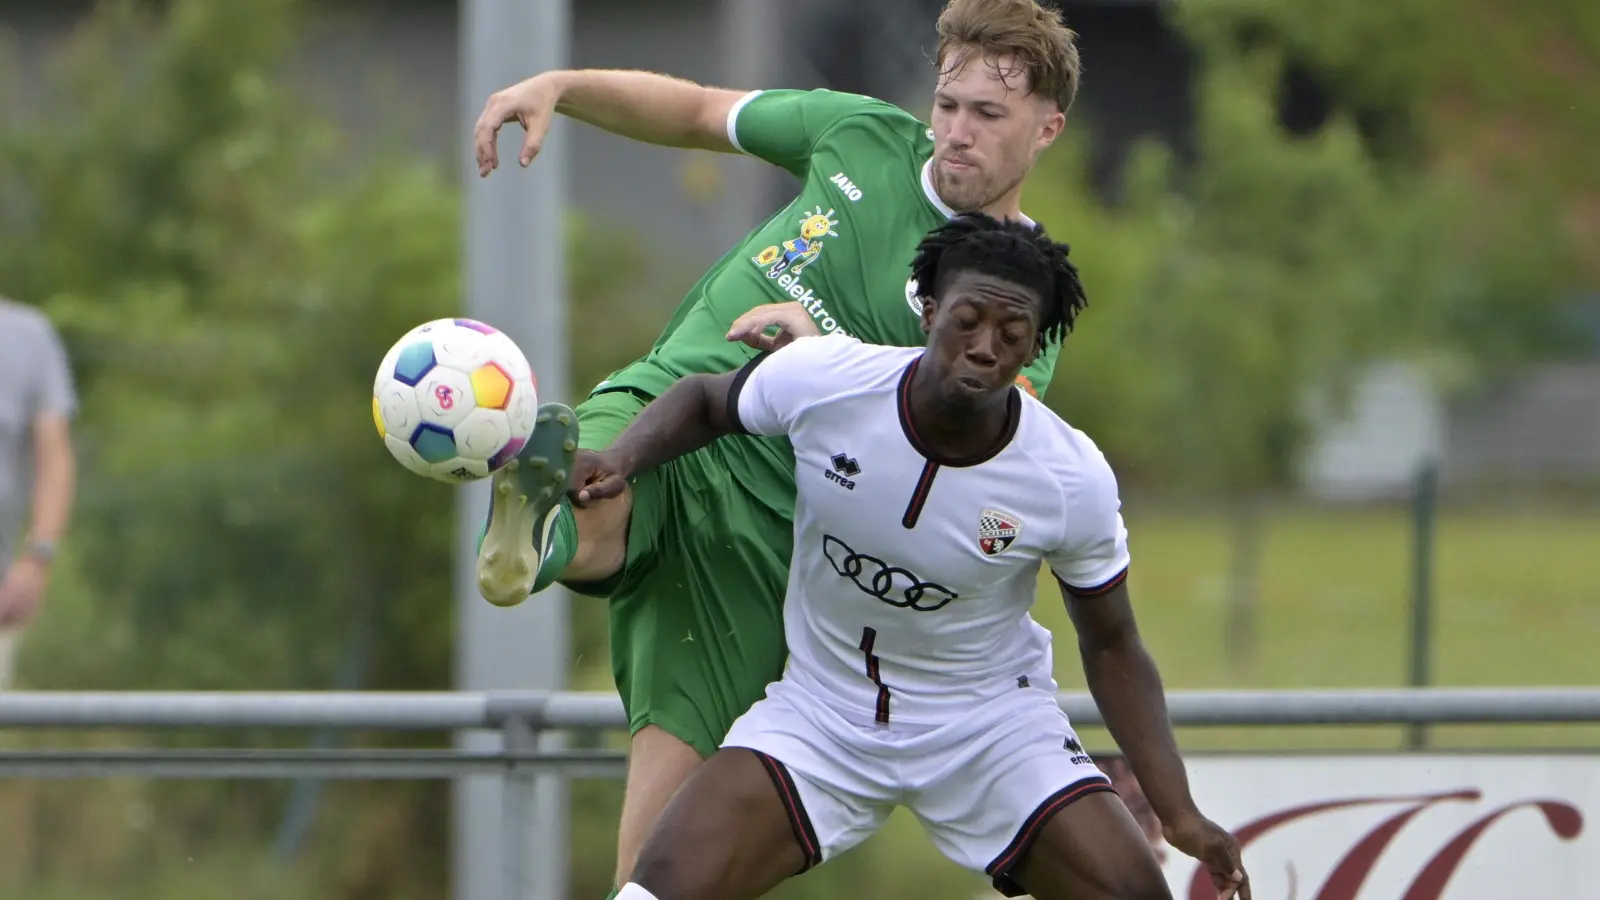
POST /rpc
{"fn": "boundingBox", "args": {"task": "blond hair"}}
[935,0,1083,113]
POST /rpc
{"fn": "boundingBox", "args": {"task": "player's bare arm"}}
[568,370,741,506]
[474,69,747,175]
[1063,579,1251,900]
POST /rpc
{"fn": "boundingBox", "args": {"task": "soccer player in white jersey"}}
[569,214,1251,900]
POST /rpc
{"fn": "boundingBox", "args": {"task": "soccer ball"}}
[372,318,539,483]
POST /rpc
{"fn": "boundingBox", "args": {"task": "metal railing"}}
[0,687,1596,779]
[1,687,1595,900]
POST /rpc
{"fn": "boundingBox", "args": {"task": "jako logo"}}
[1190,789,1585,900]
[830,172,864,202]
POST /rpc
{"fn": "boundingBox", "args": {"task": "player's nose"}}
[964,331,999,367]
[944,113,975,148]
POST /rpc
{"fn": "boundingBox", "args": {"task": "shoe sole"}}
[476,405,579,607]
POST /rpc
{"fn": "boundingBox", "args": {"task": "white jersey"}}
[729,334,1131,728]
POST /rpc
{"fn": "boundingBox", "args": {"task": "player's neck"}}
[976,186,1025,222]
[905,365,1013,460]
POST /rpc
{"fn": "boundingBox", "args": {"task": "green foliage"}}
[0,0,667,895]
[1026,1,1588,491]
[0,0,1592,896]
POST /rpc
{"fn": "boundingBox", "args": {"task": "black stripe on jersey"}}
[1060,566,1130,598]
[901,460,940,529]
[725,350,773,435]
[859,627,891,724]
[749,749,824,873]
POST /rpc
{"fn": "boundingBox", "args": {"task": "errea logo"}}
[826,452,860,490]
[829,172,864,202]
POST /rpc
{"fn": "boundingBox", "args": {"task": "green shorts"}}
[572,389,795,759]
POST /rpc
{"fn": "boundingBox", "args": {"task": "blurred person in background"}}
[0,296,77,689]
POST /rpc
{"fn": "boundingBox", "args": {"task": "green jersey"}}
[592,89,1060,502]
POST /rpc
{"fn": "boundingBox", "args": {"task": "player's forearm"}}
[607,375,735,479]
[1079,636,1201,826]
[27,431,75,547]
[546,69,735,152]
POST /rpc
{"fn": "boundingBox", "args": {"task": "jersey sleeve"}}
[22,313,77,420]
[38,319,77,418]
[727,89,890,177]
[727,334,859,437]
[1046,444,1131,597]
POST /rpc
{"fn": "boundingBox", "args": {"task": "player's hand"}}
[1163,813,1249,900]
[0,558,48,630]
[726,303,822,353]
[473,73,562,177]
[568,449,629,507]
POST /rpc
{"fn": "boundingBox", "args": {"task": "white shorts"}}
[721,678,1114,896]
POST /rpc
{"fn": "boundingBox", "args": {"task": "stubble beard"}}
[933,160,1027,216]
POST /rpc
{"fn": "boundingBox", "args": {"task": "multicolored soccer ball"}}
[372,318,539,483]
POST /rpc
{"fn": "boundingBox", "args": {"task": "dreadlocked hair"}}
[909,212,1088,351]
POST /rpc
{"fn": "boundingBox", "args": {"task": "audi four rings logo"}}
[822,534,958,611]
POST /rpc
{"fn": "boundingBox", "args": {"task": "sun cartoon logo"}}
[752,206,840,279]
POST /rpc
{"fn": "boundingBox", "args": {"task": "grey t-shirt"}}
[0,298,78,559]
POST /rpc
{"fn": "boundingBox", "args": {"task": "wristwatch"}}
[22,539,57,564]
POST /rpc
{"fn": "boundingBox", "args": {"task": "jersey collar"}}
[919,158,1038,228]
[896,356,1022,468]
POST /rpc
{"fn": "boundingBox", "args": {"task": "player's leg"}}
[914,690,1171,900]
[605,440,796,886]
[475,390,644,606]
[624,686,892,900]
[619,748,805,900]
[1002,792,1171,900]
[612,724,702,888]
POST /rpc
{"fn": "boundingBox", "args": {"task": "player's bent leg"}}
[626,747,812,900]
[1005,790,1170,900]
[613,725,705,887]
[561,485,632,585]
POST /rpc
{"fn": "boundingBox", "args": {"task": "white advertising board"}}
[1147,754,1596,899]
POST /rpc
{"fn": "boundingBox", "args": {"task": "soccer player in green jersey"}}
[471,0,1084,890]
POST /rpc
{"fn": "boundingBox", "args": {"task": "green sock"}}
[603,888,621,900]
[531,497,579,593]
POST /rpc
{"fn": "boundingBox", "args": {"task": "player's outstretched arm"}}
[474,69,747,175]
[569,372,741,505]
[1064,581,1251,900]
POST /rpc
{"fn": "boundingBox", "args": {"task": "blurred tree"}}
[0,0,1591,895]
[1024,0,1588,668]
[0,0,666,895]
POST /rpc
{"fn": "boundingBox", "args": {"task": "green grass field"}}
[1048,501,1600,752]
[568,501,1600,900]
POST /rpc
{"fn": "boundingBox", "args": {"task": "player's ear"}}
[1035,96,1066,152]
[919,294,936,336]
